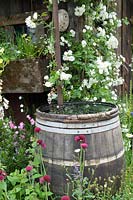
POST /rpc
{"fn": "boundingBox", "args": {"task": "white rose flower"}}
[44,75,49,80]
[69,56,75,61]
[45,82,53,87]
[74,5,85,17]
[33,12,38,20]
[81,40,87,48]
[97,27,106,37]
[107,35,118,49]
[60,72,72,81]
[70,29,75,37]
[83,29,87,33]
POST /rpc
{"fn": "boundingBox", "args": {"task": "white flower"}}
[108,12,117,20]
[60,72,72,81]
[70,29,75,37]
[3,98,9,109]
[85,25,93,31]
[117,19,122,27]
[97,27,106,37]
[49,0,52,4]
[102,98,106,102]
[33,12,38,20]
[107,35,118,49]
[44,75,49,80]
[93,97,97,101]
[25,14,37,28]
[96,57,111,75]
[74,5,85,17]
[45,81,53,87]
[63,50,75,62]
[74,149,80,153]
[83,29,86,33]
[81,40,87,48]
[0,105,4,119]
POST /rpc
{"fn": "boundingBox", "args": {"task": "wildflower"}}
[30,118,35,125]
[45,81,53,88]
[41,142,47,149]
[9,121,17,129]
[25,165,33,172]
[33,12,38,20]
[37,139,43,145]
[44,75,49,80]
[0,175,4,181]
[74,149,80,153]
[43,175,51,183]
[107,35,118,49]
[74,134,86,142]
[39,175,51,184]
[70,29,75,37]
[26,115,31,120]
[37,139,46,149]
[34,127,41,133]
[60,72,72,81]
[80,143,88,149]
[18,122,25,130]
[74,5,85,16]
[61,196,70,200]
[39,176,45,184]
[81,40,87,48]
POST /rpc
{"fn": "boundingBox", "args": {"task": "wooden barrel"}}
[36,102,125,194]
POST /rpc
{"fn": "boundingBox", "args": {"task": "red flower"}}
[74,136,80,142]
[37,139,43,145]
[61,196,70,200]
[74,135,86,142]
[25,165,33,172]
[37,139,46,149]
[80,143,88,149]
[34,127,41,133]
[39,175,51,184]
[0,175,5,181]
[43,175,51,183]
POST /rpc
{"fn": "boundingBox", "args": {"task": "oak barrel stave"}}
[36,102,125,194]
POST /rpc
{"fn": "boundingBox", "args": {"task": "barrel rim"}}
[36,102,118,122]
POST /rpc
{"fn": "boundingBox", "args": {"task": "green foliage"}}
[0,117,35,173]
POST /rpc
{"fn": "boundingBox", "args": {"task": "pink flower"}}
[30,118,35,125]
[39,176,45,184]
[41,142,46,149]
[0,170,7,177]
[26,115,31,120]
[37,139,43,145]
[80,143,88,149]
[34,127,41,133]
[18,122,25,130]
[74,136,80,142]
[39,175,51,184]
[37,139,46,149]
[0,175,5,181]
[74,135,86,142]
[9,121,17,129]
[79,134,86,142]
[43,175,51,183]
[25,165,33,172]
[61,196,70,200]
